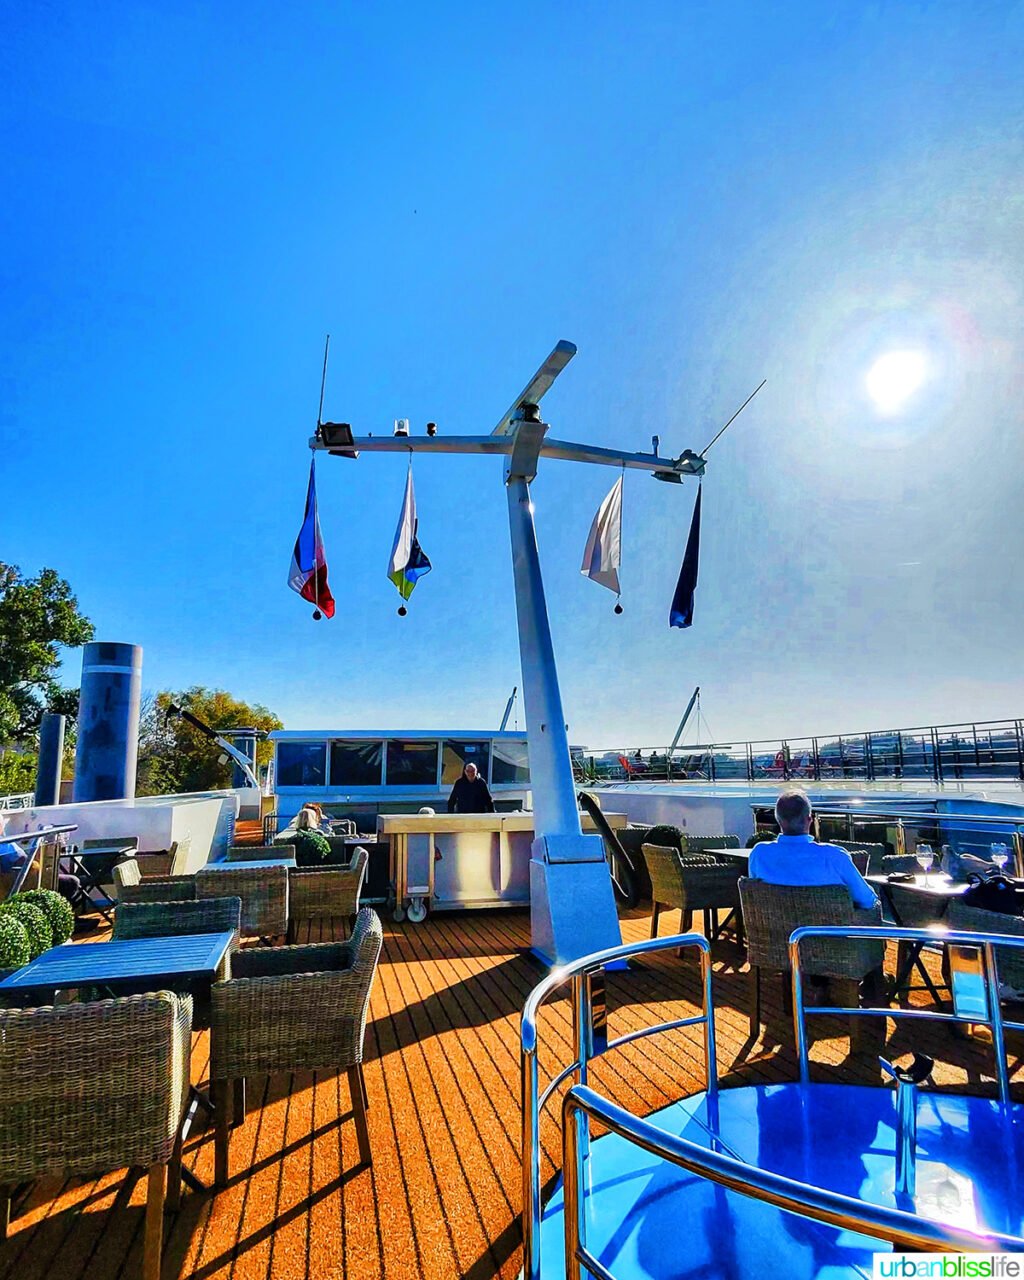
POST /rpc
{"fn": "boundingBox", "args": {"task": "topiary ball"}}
[2,901,53,959]
[18,889,75,945]
[0,914,30,970]
[282,828,331,867]
[644,824,685,851]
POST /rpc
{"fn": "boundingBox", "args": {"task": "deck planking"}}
[0,904,1017,1280]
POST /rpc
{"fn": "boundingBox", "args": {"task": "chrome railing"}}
[805,806,1024,873]
[790,924,1024,1106]
[520,932,716,1280]
[579,715,1024,785]
[562,1085,1024,1280]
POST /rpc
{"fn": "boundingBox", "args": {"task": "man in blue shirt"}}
[749,790,878,909]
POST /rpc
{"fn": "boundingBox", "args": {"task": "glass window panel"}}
[491,739,529,785]
[385,740,440,786]
[442,740,491,785]
[276,742,326,788]
[330,740,384,786]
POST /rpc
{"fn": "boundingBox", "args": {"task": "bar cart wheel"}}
[392,904,406,923]
[407,898,427,925]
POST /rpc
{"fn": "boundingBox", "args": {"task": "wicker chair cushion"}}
[195,865,289,938]
[211,908,383,1079]
[0,991,191,1181]
[113,896,242,941]
[948,901,1024,992]
[738,877,884,978]
[113,860,142,893]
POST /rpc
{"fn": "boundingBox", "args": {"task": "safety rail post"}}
[1016,721,1024,782]
[931,726,942,783]
[811,736,821,781]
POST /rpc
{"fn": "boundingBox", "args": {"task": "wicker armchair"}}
[195,865,289,943]
[113,897,242,943]
[0,991,192,1280]
[829,841,887,875]
[288,848,368,931]
[113,859,196,904]
[641,843,742,945]
[226,845,293,862]
[948,901,1024,995]
[210,907,383,1184]
[738,877,886,1041]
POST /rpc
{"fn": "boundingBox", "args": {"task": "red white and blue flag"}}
[288,456,335,620]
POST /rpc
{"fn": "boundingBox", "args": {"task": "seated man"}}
[750,789,878,909]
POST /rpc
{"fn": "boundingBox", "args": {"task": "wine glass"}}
[991,842,1010,874]
[916,843,935,885]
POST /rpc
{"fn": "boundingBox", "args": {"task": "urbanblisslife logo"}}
[874,1256,1024,1279]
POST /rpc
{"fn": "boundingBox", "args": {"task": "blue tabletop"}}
[206,857,296,871]
[0,931,236,992]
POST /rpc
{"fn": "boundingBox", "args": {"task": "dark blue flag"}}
[669,483,701,628]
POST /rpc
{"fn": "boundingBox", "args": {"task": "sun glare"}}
[864,349,928,415]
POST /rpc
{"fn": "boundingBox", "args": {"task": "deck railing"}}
[0,791,35,812]
[561,1086,1024,1279]
[552,923,1024,1279]
[577,715,1024,785]
[520,932,716,1280]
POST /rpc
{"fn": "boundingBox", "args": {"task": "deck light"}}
[318,421,358,456]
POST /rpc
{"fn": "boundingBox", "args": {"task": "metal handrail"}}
[562,1085,1024,1280]
[520,931,716,1280]
[789,924,1024,1106]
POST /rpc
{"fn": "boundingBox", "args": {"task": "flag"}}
[669,483,701,628]
[580,474,623,595]
[288,456,335,619]
[388,463,432,607]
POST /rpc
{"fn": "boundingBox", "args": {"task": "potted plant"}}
[0,912,32,974]
[18,889,75,945]
[276,828,330,867]
[1,900,53,959]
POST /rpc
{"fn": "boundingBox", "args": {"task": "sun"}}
[864,349,928,415]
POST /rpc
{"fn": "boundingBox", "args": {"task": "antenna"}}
[316,335,331,429]
[699,379,765,457]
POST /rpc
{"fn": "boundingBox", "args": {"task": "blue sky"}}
[3,1,1023,748]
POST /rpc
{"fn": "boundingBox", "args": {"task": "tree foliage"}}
[0,563,93,742]
[137,687,282,796]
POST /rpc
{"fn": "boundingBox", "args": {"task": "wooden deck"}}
[0,905,1017,1280]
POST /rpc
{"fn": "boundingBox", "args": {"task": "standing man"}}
[447,762,495,814]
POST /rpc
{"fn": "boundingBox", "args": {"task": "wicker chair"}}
[948,901,1024,996]
[196,864,289,942]
[209,907,383,1185]
[641,843,742,945]
[0,991,192,1280]
[113,897,242,943]
[113,859,196,904]
[829,841,887,875]
[882,854,921,875]
[738,877,886,1041]
[288,848,368,933]
[226,844,293,862]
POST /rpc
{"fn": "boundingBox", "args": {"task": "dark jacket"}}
[447,775,495,814]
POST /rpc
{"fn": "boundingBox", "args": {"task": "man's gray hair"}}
[774,789,812,833]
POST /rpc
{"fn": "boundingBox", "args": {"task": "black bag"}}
[961,873,1024,917]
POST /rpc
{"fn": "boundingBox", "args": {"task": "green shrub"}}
[277,828,330,866]
[644,824,685,851]
[0,914,30,970]
[0,901,51,959]
[18,889,75,945]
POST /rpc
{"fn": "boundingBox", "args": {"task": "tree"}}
[137,687,283,797]
[0,564,94,743]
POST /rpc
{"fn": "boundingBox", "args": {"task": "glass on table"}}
[915,843,935,884]
[991,842,1010,874]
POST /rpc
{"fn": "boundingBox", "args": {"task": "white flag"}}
[580,474,623,594]
[387,464,432,602]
